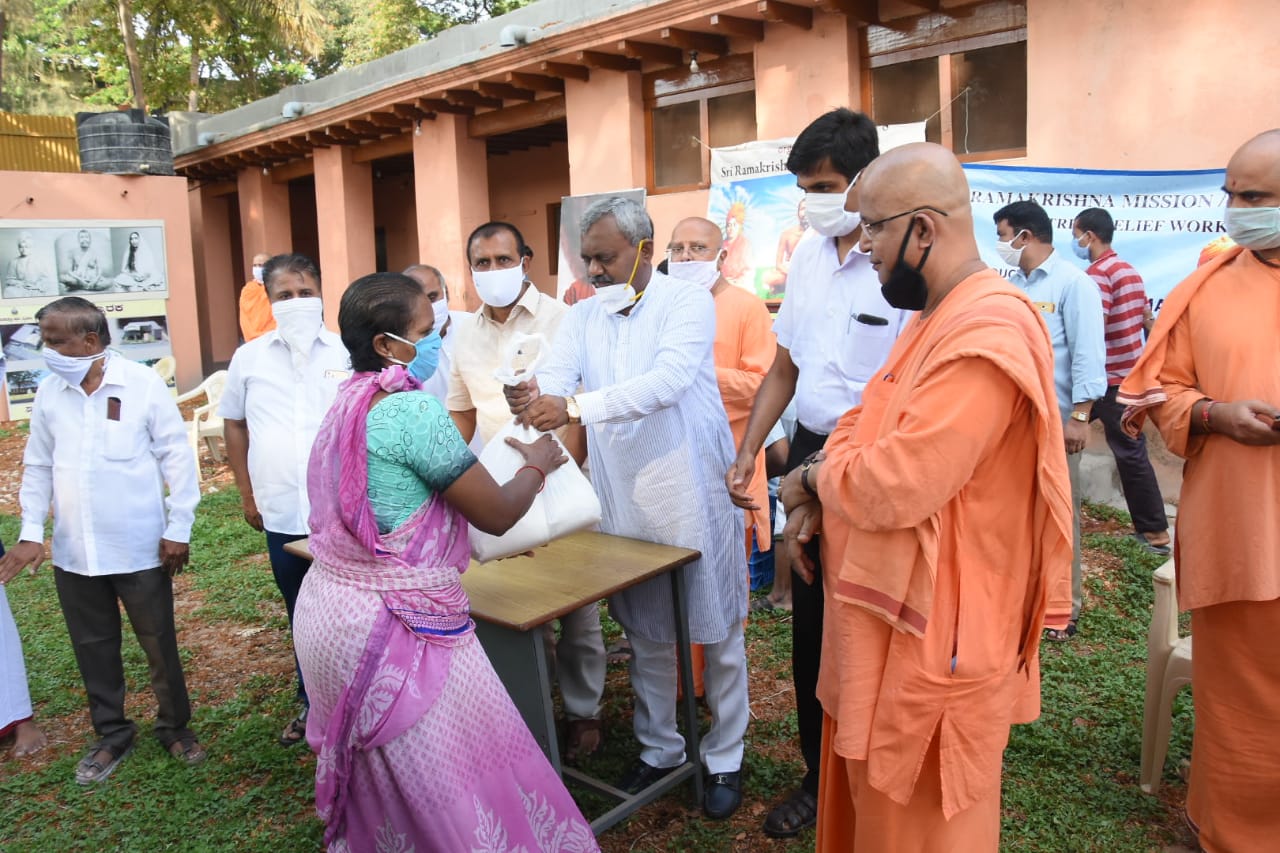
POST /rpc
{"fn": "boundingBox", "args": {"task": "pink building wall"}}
[0,171,201,417]
[373,174,420,275]
[487,141,571,298]
[1027,0,1280,169]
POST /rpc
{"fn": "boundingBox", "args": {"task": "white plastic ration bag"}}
[468,333,603,562]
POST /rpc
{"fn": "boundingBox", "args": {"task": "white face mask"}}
[995,230,1027,267]
[252,265,264,283]
[594,282,638,314]
[805,180,861,238]
[271,297,324,355]
[1224,206,1280,250]
[472,265,525,308]
[432,297,450,333]
[43,347,107,387]
[666,259,721,290]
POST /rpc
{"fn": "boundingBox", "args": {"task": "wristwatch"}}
[565,395,581,425]
[1070,411,1089,423]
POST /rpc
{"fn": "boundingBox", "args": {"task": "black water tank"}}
[76,109,175,176]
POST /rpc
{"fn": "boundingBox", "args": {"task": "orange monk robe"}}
[712,284,777,554]
[239,279,275,341]
[812,270,1073,851]
[1119,246,1280,852]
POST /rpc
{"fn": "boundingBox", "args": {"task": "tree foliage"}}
[0,0,534,115]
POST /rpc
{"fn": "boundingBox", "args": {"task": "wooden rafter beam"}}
[575,50,640,72]
[708,13,765,41]
[344,119,384,136]
[444,89,503,109]
[367,111,409,128]
[617,39,683,66]
[475,81,537,102]
[539,60,590,81]
[467,95,567,139]
[757,0,813,29]
[305,131,334,149]
[417,98,472,115]
[389,103,426,120]
[659,27,730,56]
[504,72,565,93]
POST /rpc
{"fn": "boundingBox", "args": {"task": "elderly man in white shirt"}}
[220,253,350,747]
[447,221,604,762]
[726,108,911,839]
[507,196,750,820]
[0,297,202,785]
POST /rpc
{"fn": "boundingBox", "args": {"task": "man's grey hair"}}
[580,197,654,246]
[403,263,447,297]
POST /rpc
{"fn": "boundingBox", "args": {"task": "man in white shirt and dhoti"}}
[506,196,750,820]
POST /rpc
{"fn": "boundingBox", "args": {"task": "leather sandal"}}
[168,736,207,766]
[279,708,308,747]
[75,742,133,786]
[762,787,818,838]
[564,718,603,763]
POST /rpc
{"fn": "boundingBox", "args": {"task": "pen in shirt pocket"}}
[848,312,889,332]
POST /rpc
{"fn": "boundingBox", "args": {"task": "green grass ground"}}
[0,492,1195,851]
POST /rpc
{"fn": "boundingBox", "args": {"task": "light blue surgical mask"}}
[1224,206,1280,250]
[385,329,442,382]
[1071,233,1092,260]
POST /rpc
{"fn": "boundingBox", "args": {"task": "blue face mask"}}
[385,329,442,382]
[1071,233,1092,260]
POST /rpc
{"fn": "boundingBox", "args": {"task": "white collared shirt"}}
[19,353,200,576]
[772,235,913,434]
[218,329,351,535]
[447,284,567,445]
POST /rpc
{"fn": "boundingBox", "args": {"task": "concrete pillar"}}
[564,70,646,194]
[236,166,292,279]
[313,144,376,329]
[190,185,239,373]
[413,113,489,312]
[755,11,862,139]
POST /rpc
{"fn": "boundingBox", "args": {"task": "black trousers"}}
[265,530,312,705]
[787,423,828,796]
[53,566,194,753]
[1090,385,1169,534]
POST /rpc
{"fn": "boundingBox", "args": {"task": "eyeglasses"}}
[861,206,949,239]
[666,243,715,260]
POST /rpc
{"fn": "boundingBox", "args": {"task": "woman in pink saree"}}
[294,273,599,853]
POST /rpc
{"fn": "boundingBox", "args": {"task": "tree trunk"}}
[187,42,199,111]
[0,11,8,112]
[116,0,146,112]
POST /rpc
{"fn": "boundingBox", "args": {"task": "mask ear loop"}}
[622,239,648,298]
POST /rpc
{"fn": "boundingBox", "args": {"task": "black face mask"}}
[881,217,931,311]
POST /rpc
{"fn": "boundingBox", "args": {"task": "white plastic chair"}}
[1140,559,1193,794]
[175,370,229,476]
[151,356,176,386]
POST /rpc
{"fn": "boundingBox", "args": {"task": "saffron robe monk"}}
[1118,130,1280,853]
[779,143,1072,851]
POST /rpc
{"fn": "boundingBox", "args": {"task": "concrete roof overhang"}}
[174,0,981,182]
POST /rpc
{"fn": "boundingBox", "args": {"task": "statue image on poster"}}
[0,221,168,301]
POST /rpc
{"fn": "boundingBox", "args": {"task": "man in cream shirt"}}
[447,220,604,762]
[220,253,350,747]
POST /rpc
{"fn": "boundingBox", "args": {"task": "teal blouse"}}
[365,391,477,533]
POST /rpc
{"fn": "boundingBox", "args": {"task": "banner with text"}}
[964,165,1228,314]
[708,124,927,300]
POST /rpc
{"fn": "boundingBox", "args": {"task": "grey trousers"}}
[543,601,606,721]
[1068,450,1083,621]
[53,566,195,753]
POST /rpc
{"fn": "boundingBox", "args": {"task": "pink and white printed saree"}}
[294,366,598,853]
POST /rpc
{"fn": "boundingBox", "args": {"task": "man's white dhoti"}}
[1,584,35,732]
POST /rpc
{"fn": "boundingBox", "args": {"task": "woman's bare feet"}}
[13,720,47,757]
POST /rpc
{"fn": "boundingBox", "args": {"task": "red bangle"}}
[517,464,546,493]
[1202,400,1216,433]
